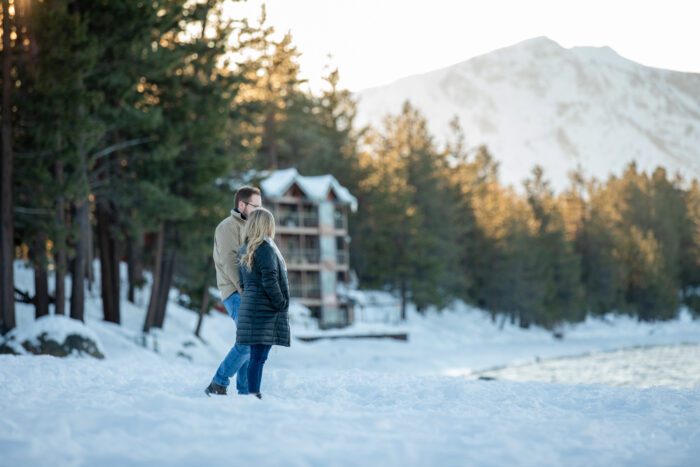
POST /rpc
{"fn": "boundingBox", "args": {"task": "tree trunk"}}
[70,200,88,321]
[194,285,210,339]
[32,234,50,318]
[154,244,176,329]
[400,277,407,321]
[97,199,120,324]
[69,101,91,322]
[126,227,144,304]
[1,0,16,333]
[54,162,66,315]
[194,258,214,339]
[143,225,165,333]
[264,111,278,169]
[194,286,210,338]
[86,213,94,291]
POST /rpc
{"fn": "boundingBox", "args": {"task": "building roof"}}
[261,168,358,212]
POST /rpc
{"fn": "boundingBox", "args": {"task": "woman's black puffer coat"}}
[235,240,291,347]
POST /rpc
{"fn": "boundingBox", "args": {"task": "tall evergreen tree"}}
[142,0,243,332]
[577,178,624,315]
[525,166,585,327]
[13,0,99,320]
[0,0,16,332]
[681,180,700,316]
[355,102,458,316]
[234,8,307,170]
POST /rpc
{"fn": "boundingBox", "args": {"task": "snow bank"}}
[2,315,104,359]
[6,315,103,351]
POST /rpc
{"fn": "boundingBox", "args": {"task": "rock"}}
[0,341,20,355]
[176,351,193,361]
[21,332,105,359]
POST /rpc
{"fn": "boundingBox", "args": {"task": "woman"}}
[236,208,291,399]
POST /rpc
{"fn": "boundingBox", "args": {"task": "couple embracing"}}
[205,186,290,400]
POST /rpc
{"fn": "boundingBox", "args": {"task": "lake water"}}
[475,343,700,389]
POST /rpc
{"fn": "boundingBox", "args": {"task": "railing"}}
[336,250,349,265]
[334,214,347,230]
[282,248,320,264]
[275,211,319,228]
[289,283,322,299]
[302,213,318,227]
[272,206,347,230]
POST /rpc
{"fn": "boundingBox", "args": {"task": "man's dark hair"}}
[234,186,261,206]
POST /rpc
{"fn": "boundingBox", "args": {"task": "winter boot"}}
[205,381,227,396]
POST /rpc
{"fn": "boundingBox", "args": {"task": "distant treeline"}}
[354,104,700,328]
[1,1,698,335]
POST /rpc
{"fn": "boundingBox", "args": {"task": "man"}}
[205,186,262,396]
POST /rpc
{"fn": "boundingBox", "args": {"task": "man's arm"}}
[215,224,242,293]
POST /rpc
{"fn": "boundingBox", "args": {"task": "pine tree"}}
[525,166,585,327]
[142,1,243,331]
[578,179,624,315]
[355,123,415,318]
[0,0,16,332]
[296,68,360,178]
[681,181,700,316]
[234,8,305,170]
[608,164,679,320]
[462,146,515,322]
[431,118,472,302]
[75,0,180,324]
[354,102,458,316]
[10,0,100,321]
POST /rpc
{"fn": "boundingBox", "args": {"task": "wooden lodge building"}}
[260,169,358,328]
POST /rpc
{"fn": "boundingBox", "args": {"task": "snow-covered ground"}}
[2,261,700,466]
[474,343,700,389]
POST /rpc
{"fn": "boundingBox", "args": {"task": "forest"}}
[2,0,699,335]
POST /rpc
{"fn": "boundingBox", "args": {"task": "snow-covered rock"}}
[1,315,104,359]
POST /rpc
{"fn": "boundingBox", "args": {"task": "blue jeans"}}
[247,344,272,395]
[212,292,250,394]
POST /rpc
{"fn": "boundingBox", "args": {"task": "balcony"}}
[334,213,347,230]
[282,248,321,264]
[274,210,319,229]
[289,283,321,299]
[336,250,349,265]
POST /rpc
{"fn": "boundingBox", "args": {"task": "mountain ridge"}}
[355,37,700,189]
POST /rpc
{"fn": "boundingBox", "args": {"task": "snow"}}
[2,260,700,466]
[2,356,699,467]
[3,314,104,356]
[356,36,700,191]
[261,167,358,211]
[473,344,700,389]
[260,167,298,196]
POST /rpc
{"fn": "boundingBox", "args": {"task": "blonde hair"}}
[240,208,276,271]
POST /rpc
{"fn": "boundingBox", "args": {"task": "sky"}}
[225,0,700,92]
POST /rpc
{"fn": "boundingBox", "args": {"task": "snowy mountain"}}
[355,37,700,190]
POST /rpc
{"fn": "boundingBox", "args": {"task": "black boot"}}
[254,393,262,400]
[205,381,227,396]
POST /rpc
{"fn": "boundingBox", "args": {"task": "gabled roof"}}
[261,168,358,212]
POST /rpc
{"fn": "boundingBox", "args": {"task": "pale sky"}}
[226,0,700,92]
